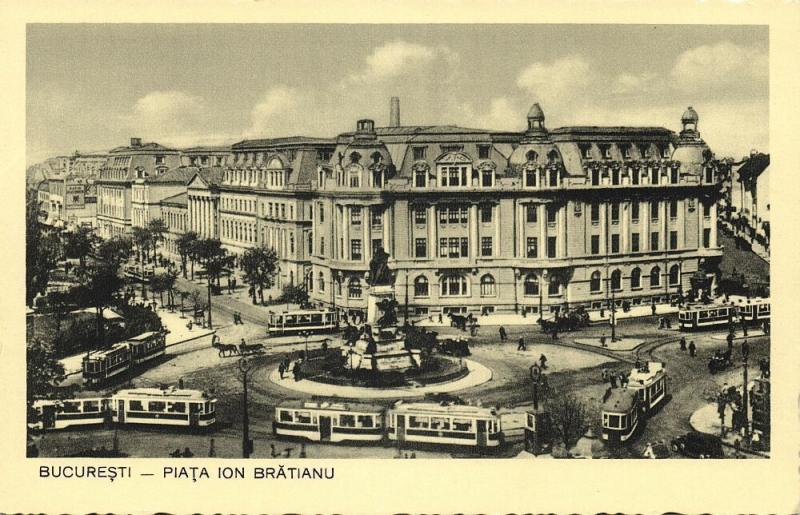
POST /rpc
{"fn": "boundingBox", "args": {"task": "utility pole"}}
[404,272,409,325]
[207,277,213,329]
[239,357,253,458]
[742,356,750,442]
[611,285,617,342]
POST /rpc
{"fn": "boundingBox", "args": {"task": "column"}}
[516,202,524,257]
[661,201,668,251]
[343,205,350,260]
[677,199,684,250]
[621,200,629,253]
[538,204,546,258]
[642,200,650,251]
[362,206,370,264]
[428,205,436,259]
[382,207,390,251]
[599,202,607,254]
[710,201,718,247]
[469,204,478,259]
[494,204,500,258]
[559,203,567,257]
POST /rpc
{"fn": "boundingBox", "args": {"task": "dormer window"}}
[660,145,671,159]
[638,144,651,159]
[526,150,538,163]
[579,144,592,160]
[371,152,382,164]
[413,146,427,160]
[547,150,559,164]
[350,151,362,164]
[155,155,165,165]
[441,144,463,153]
[600,145,612,159]
[621,145,632,159]
[478,145,491,159]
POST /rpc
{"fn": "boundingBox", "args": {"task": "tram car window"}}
[267,309,338,336]
[29,396,109,430]
[112,388,216,428]
[272,401,385,443]
[626,361,668,413]
[388,401,503,448]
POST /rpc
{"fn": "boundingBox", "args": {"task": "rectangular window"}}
[351,208,362,225]
[481,170,494,187]
[460,237,469,257]
[415,169,426,187]
[414,207,427,224]
[703,228,711,248]
[631,233,640,252]
[318,203,324,223]
[703,203,711,218]
[372,238,383,255]
[591,235,600,255]
[526,205,538,223]
[631,203,640,222]
[650,202,659,220]
[320,237,325,255]
[478,145,490,159]
[547,236,557,258]
[669,230,678,250]
[591,203,600,223]
[669,201,678,219]
[611,234,620,254]
[611,203,620,223]
[480,205,492,223]
[448,238,460,258]
[547,206,557,224]
[439,208,447,224]
[371,208,382,227]
[351,239,362,260]
[439,238,448,258]
[413,146,427,160]
[651,232,660,251]
[481,237,493,257]
[415,238,427,258]
[526,237,538,258]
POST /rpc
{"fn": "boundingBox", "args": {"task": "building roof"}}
[527,103,545,120]
[109,142,176,154]
[391,401,497,417]
[149,166,199,184]
[181,145,231,153]
[628,362,665,387]
[550,126,673,137]
[160,192,188,207]
[233,136,335,150]
[737,152,770,183]
[682,106,699,124]
[114,387,214,401]
[198,166,225,186]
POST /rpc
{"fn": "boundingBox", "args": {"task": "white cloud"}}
[516,55,591,103]
[670,41,768,97]
[347,40,446,83]
[131,90,205,127]
[245,86,303,138]
[612,72,659,95]
[473,97,524,131]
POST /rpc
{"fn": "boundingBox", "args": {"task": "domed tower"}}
[510,103,561,185]
[673,106,712,177]
[680,106,700,140]
[339,119,395,188]
[525,102,547,139]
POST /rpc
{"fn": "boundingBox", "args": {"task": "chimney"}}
[390,97,400,127]
[130,137,142,148]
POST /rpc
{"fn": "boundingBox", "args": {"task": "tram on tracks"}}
[627,361,668,413]
[678,297,770,331]
[82,330,167,386]
[266,309,338,337]
[273,401,385,443]
[29,387,216,431]
[601,361,668,444]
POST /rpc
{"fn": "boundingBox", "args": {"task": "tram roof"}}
[391,401,498,417]
[271,309,334,316]
[127,331,160,341]
[85,342,129,359]
[602,389,638,413]
[113,388,214,401]
[628,362,665,386]
[277,400,384,413]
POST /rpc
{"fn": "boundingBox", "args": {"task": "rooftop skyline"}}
[27,24,768,166]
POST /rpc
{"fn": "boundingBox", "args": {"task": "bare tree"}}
[550,393,588,449]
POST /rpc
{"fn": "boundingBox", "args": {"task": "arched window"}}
[440,274,468,297]
[348,278,362,299]
[526,150,538,163]
[318,272,325,292]
[590,271,602,293]
[349,151,361,163]
[631,267,642,289]
[480,274,496,296]
[669,264,680,286]
[548,275,561,296]
[524,274,539,296]
[611,269,622,291]
[371,151,382,164]
[335,276,342,296]
[650,266,661,288]
[414,275,429,297]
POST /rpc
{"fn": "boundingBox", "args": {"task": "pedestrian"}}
[182,447,194,458]
[600,335,607,348]
[665,317,672,329]
[187,320,193,331]
[610,373,618,388]
[539,354,548,369]
[742,339,750,361]
[619,372,627,388]
[742,321,748,337]
[233,312,238,325]
[763,320,770,335]
[270,443,278,458]
[517,337,526,351]
[726,331,734,351]
[438,313,443,324]
[278,362,285,379]
[240,338,247,354]
[688,340,696,357]
[651,303,657,316]
[499,326,507,341]
[601,368,609,383]
[680,336,687,351]
[551,326,558,340]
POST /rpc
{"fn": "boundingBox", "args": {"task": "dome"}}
[681,106,699,124]
[527,103,545,121]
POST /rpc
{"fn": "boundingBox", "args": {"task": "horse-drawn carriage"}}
[708,349,733,374]
[436,336,471,357]
[538,307,590,333]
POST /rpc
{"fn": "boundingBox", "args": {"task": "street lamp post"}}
[742,355,750,442]
[301,330,310,358]
[539,270,548,322]
[610,283,617,342]
[238,356,253,458]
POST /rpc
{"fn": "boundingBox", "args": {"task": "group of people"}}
[277,356,301,381]
[232,311,245,325]
[679,336,697,357]
[601,368,629,389]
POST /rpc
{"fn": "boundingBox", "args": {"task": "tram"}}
[388,401,503,449]
[82,330,168,385]
[266,309,338,336]
[29,396,110,430]
[111,388,216,428]
[626,361,668,413]
[678,303,737,330]
[29,387,217,431]
[272,401,385,443]
[732,297,770,324]
[601,388,640,444]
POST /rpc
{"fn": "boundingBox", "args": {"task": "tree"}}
[73,262,125,350]
[550,394,588,449]
[194,238,233,329]
[151,271,178,309]
[96,235,133,270]
[176,231,198,279]
[132,226,153,264]
[240,246,279,304]
[147,218,168,265]
[27,337,66,401]
[63,225,97,268]
[26,191,60,305]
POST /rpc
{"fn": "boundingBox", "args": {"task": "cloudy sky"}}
[27,24,768,165]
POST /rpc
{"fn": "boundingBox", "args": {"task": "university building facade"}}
[308,104,723,319]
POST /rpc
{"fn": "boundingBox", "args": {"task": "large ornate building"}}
[308,104,723,320]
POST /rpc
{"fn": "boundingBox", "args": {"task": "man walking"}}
[726,331,734,351]
[742,339,750,361]
[499,326,507,341]
[680,336,687,351]
[688,340,696,357]
[539,354,548,369]
[517,337,526,351]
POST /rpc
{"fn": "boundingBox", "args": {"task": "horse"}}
[217,344,239,357]
[448,313,468,331]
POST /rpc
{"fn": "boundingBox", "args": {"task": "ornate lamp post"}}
[238,356,253,458]
[300,330,311,359]
[539,269,548,322]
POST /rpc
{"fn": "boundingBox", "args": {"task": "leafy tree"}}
[96,236,133,270]
[132,226,152,265]
[147,218,168,264]
[73,262,125,350]
[63,225,97,268]
[150,271,178,308]
[278,284,309,306]
[27,337,66,400]
[176,231,198,279]
[240,246,279,304]
[26,191,60,305]
[550,393,588,449]
[194,238,233,329]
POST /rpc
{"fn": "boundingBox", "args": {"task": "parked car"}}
[670,431,724,458]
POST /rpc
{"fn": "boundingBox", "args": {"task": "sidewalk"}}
[573,337,644,351]
[688,388,769,458]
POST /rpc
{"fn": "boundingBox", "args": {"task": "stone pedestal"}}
[343,285,420,372]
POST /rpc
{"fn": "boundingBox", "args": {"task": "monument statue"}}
[368,247,394,287]
[375,297,399,328]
